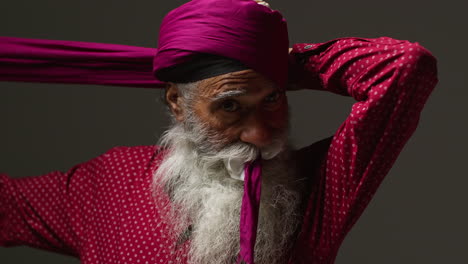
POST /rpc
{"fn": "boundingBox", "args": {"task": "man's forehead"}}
[197,70,278,98]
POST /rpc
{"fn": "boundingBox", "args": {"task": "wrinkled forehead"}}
[196,69,279,99]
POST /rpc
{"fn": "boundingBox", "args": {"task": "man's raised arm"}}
[289,37,438,262]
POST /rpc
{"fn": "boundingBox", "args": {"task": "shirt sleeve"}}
[0,152,107,257]
[290,37,438,262]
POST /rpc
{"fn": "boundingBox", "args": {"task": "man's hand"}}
[287,47,321,91]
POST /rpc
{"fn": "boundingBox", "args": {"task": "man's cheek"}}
[215,128,242,146]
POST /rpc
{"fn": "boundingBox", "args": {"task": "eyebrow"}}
[211,89,247,101]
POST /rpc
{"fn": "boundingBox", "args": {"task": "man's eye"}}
[264,91,281,103]
[220,100,240,112]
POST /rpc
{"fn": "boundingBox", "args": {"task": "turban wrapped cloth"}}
[0,1,290,263]
[0,0,289,88]
[154,0,289,87]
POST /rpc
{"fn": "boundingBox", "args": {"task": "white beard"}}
[153,121,303,264]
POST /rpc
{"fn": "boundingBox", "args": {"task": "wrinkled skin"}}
[165,69,289,149]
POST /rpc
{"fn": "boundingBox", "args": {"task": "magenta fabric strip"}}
[0,1,289,89]
[0,37,164,88]
[238,158,263,264]
[154,0,289,88]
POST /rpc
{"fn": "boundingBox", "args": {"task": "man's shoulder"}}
[295,137,333,160]
[294,137,333,181]
[101,145,161,158]
[89,145,164,176]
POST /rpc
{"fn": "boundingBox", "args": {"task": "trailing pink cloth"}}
[239,158,263,264]
[0,37,163,88]
[0,0,289,89]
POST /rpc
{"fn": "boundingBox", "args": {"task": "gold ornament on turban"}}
[254,0,271,8]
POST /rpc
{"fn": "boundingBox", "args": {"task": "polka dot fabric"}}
[290,37,437,263]
[1,146,190,263]
[0,37,437,263]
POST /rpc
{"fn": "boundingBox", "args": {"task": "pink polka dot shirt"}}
[0,37,438,263]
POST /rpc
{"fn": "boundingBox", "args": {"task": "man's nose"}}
[239,114,273,148]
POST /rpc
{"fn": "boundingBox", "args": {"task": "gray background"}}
[1,0,467,263]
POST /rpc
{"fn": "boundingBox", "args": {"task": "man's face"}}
[158,70,299,264]
[167,69,289,150]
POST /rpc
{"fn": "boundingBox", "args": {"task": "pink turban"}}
[154,0,289,87]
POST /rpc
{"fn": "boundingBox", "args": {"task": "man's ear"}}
[165,82,184,122]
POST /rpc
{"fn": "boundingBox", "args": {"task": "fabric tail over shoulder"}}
[238,158,263,264]
[0,37,164,88]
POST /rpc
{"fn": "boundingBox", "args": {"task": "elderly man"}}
[0,0,437,263]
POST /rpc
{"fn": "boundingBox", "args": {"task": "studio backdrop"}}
[1,0,467,263]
